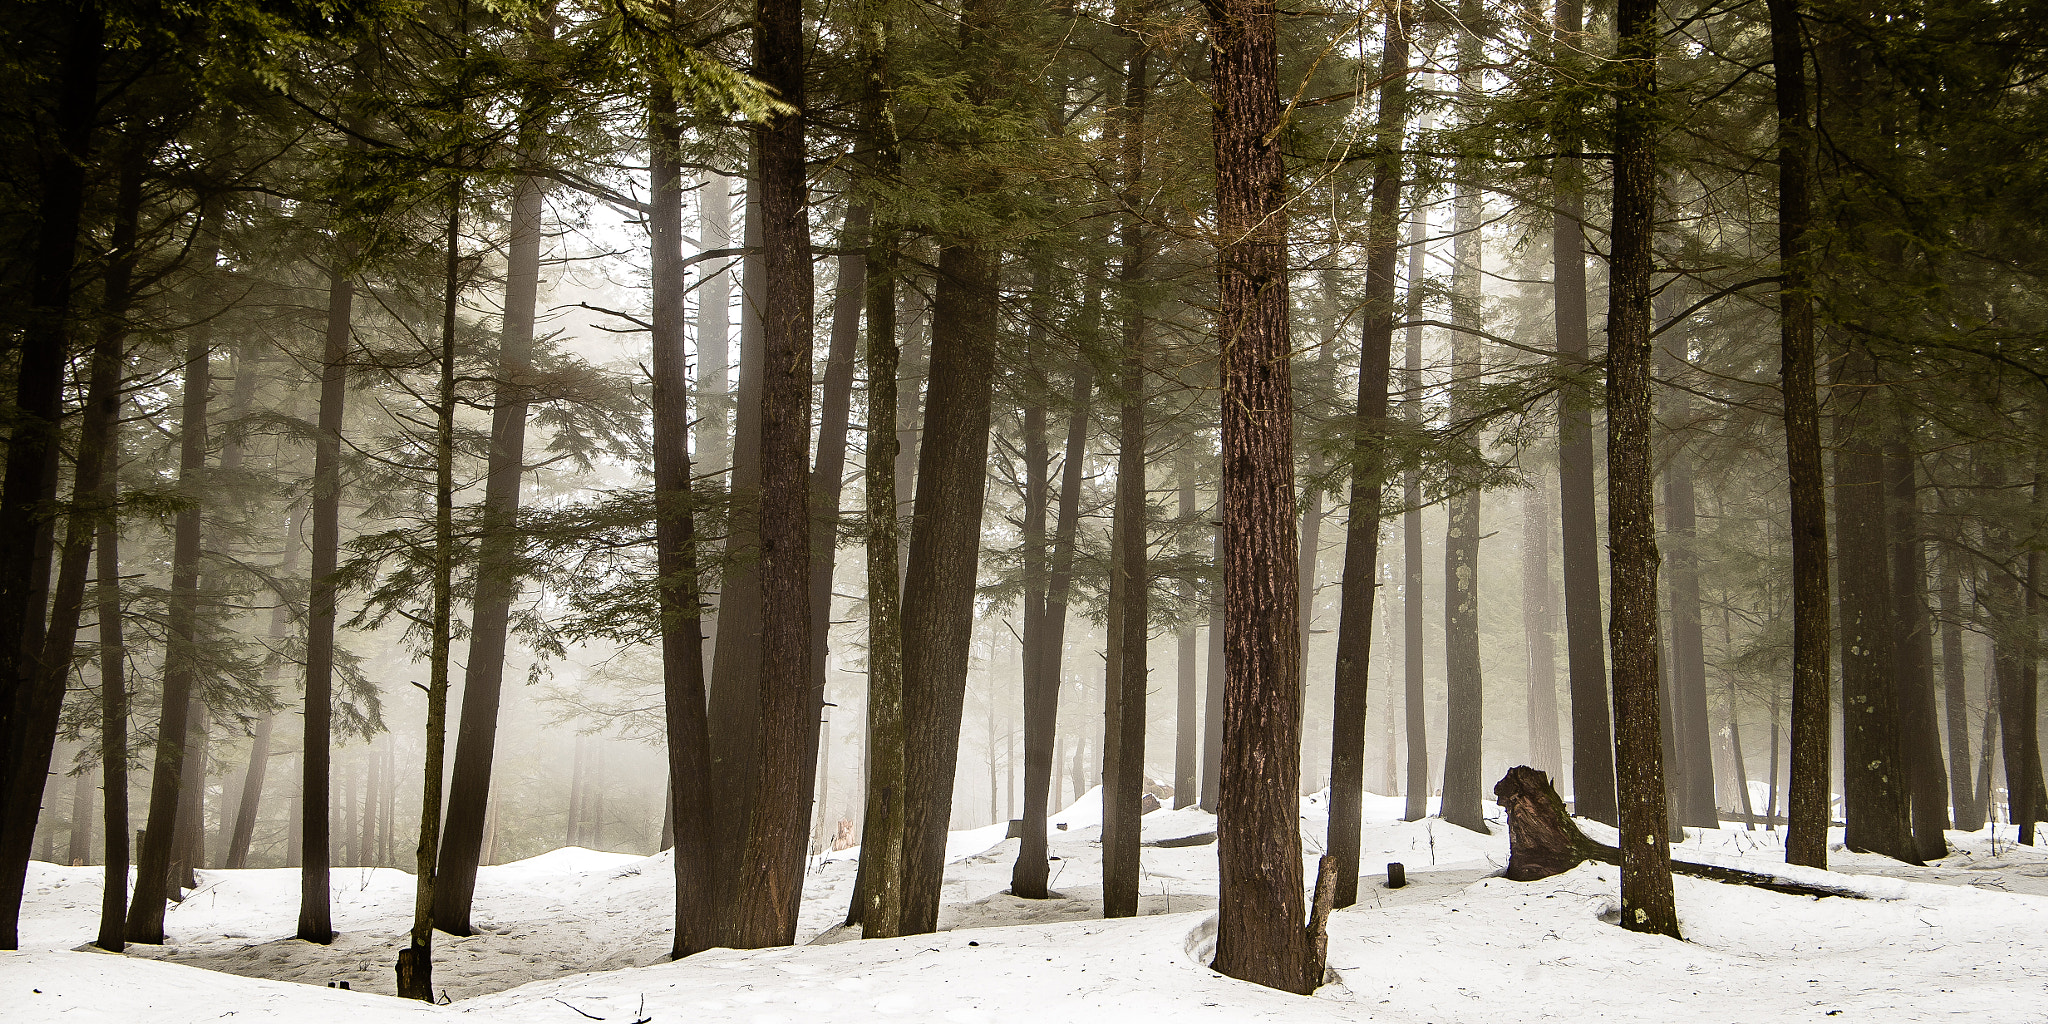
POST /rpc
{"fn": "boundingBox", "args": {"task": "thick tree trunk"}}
[647,89,715,957]
[1768,0,1833,871]
[732,0,818,943]
[436,158,546,933]
[1886,436,1948,859]
[1831,345,1912,861]
[1209,0,1320,991]
[129,202,222,942]
[1552,0,1616,831]
[1606,0,1680,937]
[298,234,355,944]
[1327,5,1408,909]
[0,13,100,950]
[897,244,1000,936]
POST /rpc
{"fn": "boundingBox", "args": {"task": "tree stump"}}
[1492,765,1866,899]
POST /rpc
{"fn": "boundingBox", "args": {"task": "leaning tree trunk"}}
[648,86,715,957]
[128,199,221,944]
[1208,0,1322,992]
[1327,3,1408,909]
[436,152,547,934]
[1552,0,1616,830]
[1605,0,1680,937]
[1767,0,1832,871]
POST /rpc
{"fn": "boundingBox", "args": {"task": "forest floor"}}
[9,789,2047,1022]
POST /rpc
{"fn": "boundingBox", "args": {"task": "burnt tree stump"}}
[1492,765,1865,899]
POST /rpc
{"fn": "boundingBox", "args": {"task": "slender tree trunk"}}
[1769,0,1832,871]
[436,152,547,933]
[0,11,100,950]
[227,506,303,870]
[2005,477,2043,843]
[1658,332,1718,829]
[95,471,130,951]
[647,89,714,956]
[1553,0,1616,830]
[697,170,734,484]
[1522,478,1563,782]
[1209,0,1320,991]
[298,231,355,944]
[1327,4,1408,909]
[1175,466,1198,808]
[1403,209,1429,824]
[128,200,222,943]
[1606,0,1680,937]
[732,0,819,943]
[1887,435,1948,859]
[1941,551,1981,830]
[394,180,463,1003]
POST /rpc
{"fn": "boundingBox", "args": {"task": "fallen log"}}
[1492,766,1865,900]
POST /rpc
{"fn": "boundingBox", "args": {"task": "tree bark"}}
[1767,0,1833,871]
[1606,0,1680,936]
[1552,0,1616,830]
[436,153,547,933]
[1327,4,1407,909]
[1209,0,1319,991]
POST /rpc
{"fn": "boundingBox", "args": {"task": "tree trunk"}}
[647,87,715,958]
[95,468,130,950]
[129,198,222,943]
[1940,551,1981,830]
[1657,332,1718,829]
[1831,344,1912,861]
[696,170,734,484]
[1209,0,1318,991]
[1439,33,1489,836]
[1768,0,1833,871]
[394,180,463,1003]
[1101,20,1149,920]
[436,149,547,932]
[897,242,1001,936]
[1552,0,1616,830]
[731,0,819,944]
[1175,467,1198,808]
[227,505,304,871]
[1403,209,1430,825]
[298,227,355,944]
[1521,479,1563,782]
[1605,0,1680,937]
[1886,435,1948,859]
[0,10,100,950]
[1327,4,1408,909]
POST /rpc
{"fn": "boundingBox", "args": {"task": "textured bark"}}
[436,156,546,933]
[1327,5,1407,909]
[1552,0,1616,830]
[648,87,715,957]
[129,202,221,943]
[1208,0,1318,991]
[1940,552,1981,830]
[1886,436,1948,860]
[1403,210,1429,824]
[394,182,462,1003]
[731,0,818,942]
[297,231,355,943]
[1606,0,1680,936]
[1831,345,1911,861]
[897,244,1001,936]
[0,15,100,948]
[1768,0,1832,871]
[1439,25,1489,835]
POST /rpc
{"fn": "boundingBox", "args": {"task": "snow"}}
[10,790,2048,1022]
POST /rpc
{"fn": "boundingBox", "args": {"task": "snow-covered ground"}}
[10,788,2047,1022]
